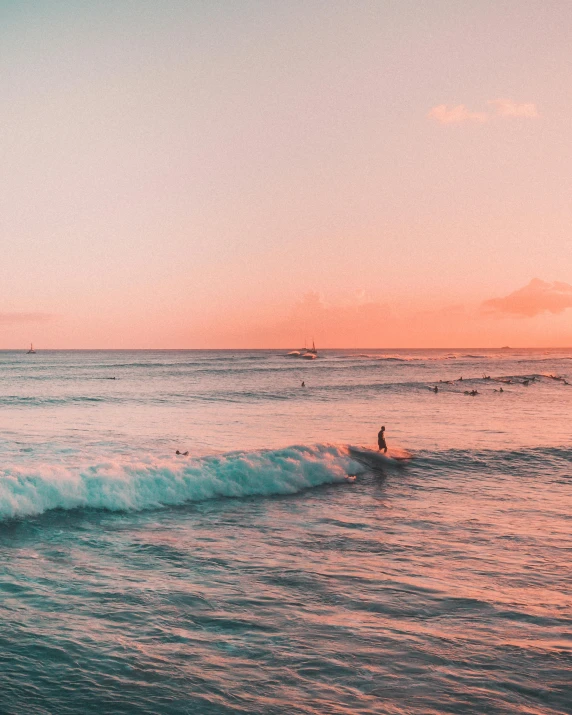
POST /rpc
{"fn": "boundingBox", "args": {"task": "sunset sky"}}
[1,0,571,348]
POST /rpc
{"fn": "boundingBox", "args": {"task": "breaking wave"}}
[0,444,362,521]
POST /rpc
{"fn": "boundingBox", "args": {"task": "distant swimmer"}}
[433,386,438,393]
[459,376,463,381]
[301,381,305,387]
[377,425,387,454]
[176,450,189,456]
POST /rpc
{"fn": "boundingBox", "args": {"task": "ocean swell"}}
[0,444,360,521]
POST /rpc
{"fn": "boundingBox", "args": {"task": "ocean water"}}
[0,348,570,714]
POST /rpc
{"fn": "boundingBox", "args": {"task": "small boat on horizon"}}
[301,340,318,359]
[286,340,318,359]
[27,343,36,354]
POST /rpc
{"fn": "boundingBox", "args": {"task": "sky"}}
[1,0,571,348]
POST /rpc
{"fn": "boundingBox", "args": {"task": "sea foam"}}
[0,444,361,521]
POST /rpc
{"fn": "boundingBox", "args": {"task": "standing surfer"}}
[378,425,387,453]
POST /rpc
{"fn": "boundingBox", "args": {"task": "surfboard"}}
[348,445,411,469]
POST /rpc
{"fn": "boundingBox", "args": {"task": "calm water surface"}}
[1,349,571,714]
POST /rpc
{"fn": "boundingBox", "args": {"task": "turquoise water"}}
[1,349,571,713]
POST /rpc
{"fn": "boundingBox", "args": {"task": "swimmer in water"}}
[433,386,438,393]
[176,450,189,456]
[301,381,305,387]
[378,425,387,454]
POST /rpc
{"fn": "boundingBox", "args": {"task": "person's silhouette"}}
[377,426,387,453]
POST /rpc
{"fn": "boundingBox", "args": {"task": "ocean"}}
[0,349,570,714]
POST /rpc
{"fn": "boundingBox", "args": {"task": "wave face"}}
[0,444,360,521]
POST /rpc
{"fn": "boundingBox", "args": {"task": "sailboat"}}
[286,339,318,359]
[27,343,36,354]
[300,340,317,359]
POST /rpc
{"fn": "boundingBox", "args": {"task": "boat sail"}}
[27,343,36,354]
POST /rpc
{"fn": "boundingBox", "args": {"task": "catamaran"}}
[301,340,317,359]
[286,340,318,359]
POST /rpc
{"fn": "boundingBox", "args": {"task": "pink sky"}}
[1,1,571,348]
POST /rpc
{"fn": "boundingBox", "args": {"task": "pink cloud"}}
[488,98,538,118]
[0,312,53,324]
[482,279,572,317]
[178,287,572,348]
[428,104,488,124]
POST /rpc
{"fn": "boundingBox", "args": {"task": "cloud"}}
[185,286,572,348]
[488,98,538,118]
[482,279,572,317]
[428,99,538,125]
[427,104,488,124]
[0,312,53,324]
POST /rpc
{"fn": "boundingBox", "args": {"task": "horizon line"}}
[1,347,570,352]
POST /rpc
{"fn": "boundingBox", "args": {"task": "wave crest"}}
[0,444,360,521]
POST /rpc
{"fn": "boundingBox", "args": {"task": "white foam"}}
[0,444,362,520]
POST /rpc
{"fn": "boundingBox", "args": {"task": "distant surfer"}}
[433,386,438,393]
[301,381,305,387]
[176,450,189,456]
[377,425,387,453]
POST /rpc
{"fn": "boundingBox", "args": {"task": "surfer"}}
[377,425,387,453]
[301,381,305,387]
[433,386,438,393]
[176,450,189,456]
